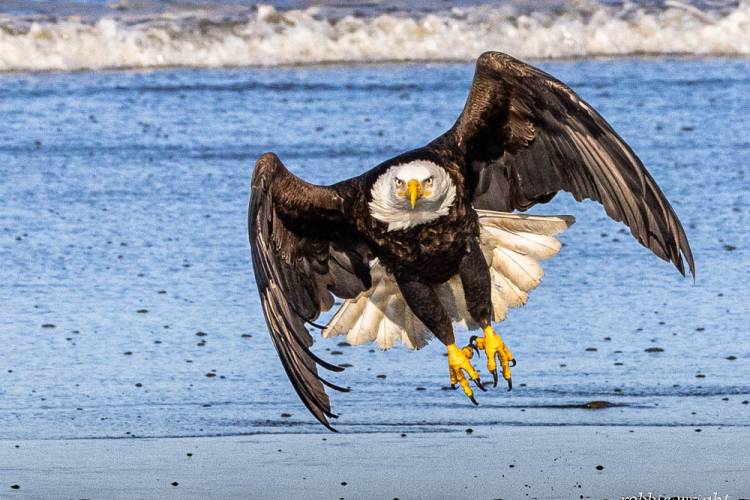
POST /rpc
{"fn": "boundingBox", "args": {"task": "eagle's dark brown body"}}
[248,52,695,429]
[348,152,477,284]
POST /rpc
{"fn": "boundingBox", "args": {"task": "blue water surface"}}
[0,58,749,438]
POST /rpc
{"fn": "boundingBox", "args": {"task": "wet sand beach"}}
[2,426,749,499]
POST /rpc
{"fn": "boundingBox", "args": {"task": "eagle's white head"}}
[368,160,456,232]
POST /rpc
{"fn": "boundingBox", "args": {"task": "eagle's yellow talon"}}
[447,343,483,403]
[461,345,475,359]
[475,325,515,391]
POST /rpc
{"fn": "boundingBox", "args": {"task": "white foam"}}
[1,2,749,72]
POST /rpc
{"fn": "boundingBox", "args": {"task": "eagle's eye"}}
[424,177,433,187]
[394,178,404,189]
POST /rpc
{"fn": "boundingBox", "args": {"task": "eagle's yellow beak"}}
[407,179,421,209]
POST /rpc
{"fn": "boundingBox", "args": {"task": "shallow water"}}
[1,57,749,438]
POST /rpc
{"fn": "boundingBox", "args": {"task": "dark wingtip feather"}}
[319,375,351,393]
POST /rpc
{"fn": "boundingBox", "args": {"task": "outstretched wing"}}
[248,153,372,429]
[434,51,694,276]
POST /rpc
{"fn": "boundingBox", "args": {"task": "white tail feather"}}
[322,210,574,350]
[481,225,562,260]
[476,210,574,236]
[491,247,544,291]
[377,296,403,350]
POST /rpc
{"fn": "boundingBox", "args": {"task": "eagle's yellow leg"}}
[447,343,486,405]
[472,325,515,390]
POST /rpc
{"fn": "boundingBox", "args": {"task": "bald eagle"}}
[248,52,694,430]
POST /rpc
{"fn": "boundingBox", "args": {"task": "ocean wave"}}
[0,1,748,72]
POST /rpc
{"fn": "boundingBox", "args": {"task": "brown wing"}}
[434,51,694,276]
[248,153,372,429]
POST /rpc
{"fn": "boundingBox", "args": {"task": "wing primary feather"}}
[318,377,352,393]
[305,319,328,330]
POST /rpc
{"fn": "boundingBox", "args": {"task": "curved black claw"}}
[509,358,517,368]
[472,378,486,392]
[469,394,479,406]
[491,369,498,388]
[468,336,481,357]
[506,377,513,392]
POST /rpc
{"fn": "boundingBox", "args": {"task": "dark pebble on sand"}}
[341,482,347,486]
[723,244,737,251]
[416,386,426,391]
[583,401,613,409]
[10,485,19,489]
[157,290,167,294]
[171,482,179,486]
[41,323,56,329]
[123,351,133,355]
[135,383,143,387]
[401,433,406,437]
[136,309,148,314]
[644,347,664,352]
[186,453,193,457]
[742,400,748,405]
[337,342,350,347]
[695,428,702,432]
[585,347,597,351]
[595,465,604,470]
[696,374,706,378]
[465,428,473,434]
[241,334,252,338]
[330,351,343,355]
[339,363,353,368]
[195,331,207,337]
[280,413,292,418]
[205,373,216,378]
[726,356,737,360]
[376,374,386,379]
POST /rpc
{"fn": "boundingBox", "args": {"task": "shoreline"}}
[2,54,750,77]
